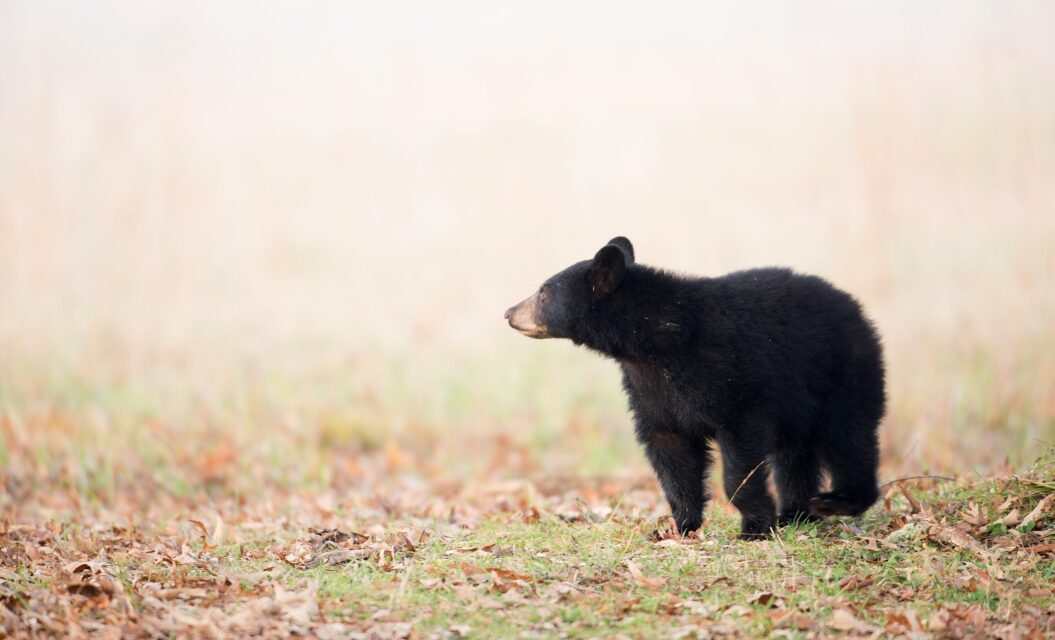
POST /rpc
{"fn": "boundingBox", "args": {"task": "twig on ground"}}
[879,475,955,490]
[1013,475,1055,491]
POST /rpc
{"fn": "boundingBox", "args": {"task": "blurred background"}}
[2,1,1054,497]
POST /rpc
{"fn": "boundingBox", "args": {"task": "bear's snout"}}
[505,294,549,338]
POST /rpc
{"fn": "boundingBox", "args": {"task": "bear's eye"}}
[538,286,548,304]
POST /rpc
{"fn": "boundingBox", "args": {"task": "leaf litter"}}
[2,427,1055,638]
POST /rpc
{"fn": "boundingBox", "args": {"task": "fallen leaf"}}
[896,484,922,513]
[723,604,753,618]
[927,611,949,631]
[791,613,814,630]
[62,561,107,575]
[747,591,781,607]
[926,521,988,559]
[838,574,875,591]
[23,542,41,563]
[961,502,987,527]
[626,560,666,590]
[66,583,107,598]
[1020,493,1054,531]
[309,549,369,567]
[886,609,923,632]
[188,519,208,538]
[828,608,879,633]
[188,519,215,551]
[768,609,815,630]
[997,508,1021,527]
[274,583,319,626]
[768,609,793,627]
[489,567,532,582]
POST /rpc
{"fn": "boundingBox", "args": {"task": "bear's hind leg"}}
[810,433,880,518]
[717,431,776,540]
[773,447,822,526]
[810,337,885,518]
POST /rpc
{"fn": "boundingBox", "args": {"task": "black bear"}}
[505,237,885,539]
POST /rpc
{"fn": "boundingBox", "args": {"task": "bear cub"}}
[505,237,885,539]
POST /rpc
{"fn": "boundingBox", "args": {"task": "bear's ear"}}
[587,244,627,297]
[606,236,634,264]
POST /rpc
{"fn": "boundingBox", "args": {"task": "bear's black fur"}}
[505,237,885,539]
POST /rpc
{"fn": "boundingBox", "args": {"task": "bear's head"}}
[504,236,635,340]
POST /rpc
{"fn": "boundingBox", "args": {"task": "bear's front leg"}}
[643,431,710,534]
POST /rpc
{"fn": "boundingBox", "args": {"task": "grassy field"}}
[2,381,1054,637]
[2,335,1054,637]
[3,2,1055,638]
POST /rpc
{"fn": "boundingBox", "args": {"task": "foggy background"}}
[2,1,1054,473]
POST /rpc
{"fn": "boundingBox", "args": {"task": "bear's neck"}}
[575,267,698,361]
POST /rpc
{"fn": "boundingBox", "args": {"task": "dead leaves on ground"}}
[278,526,414,570]
[4,449,1055,638]
[0,520,318,638]
[879,475,1055,562]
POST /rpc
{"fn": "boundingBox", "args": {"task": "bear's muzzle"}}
[504,293,550,339]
